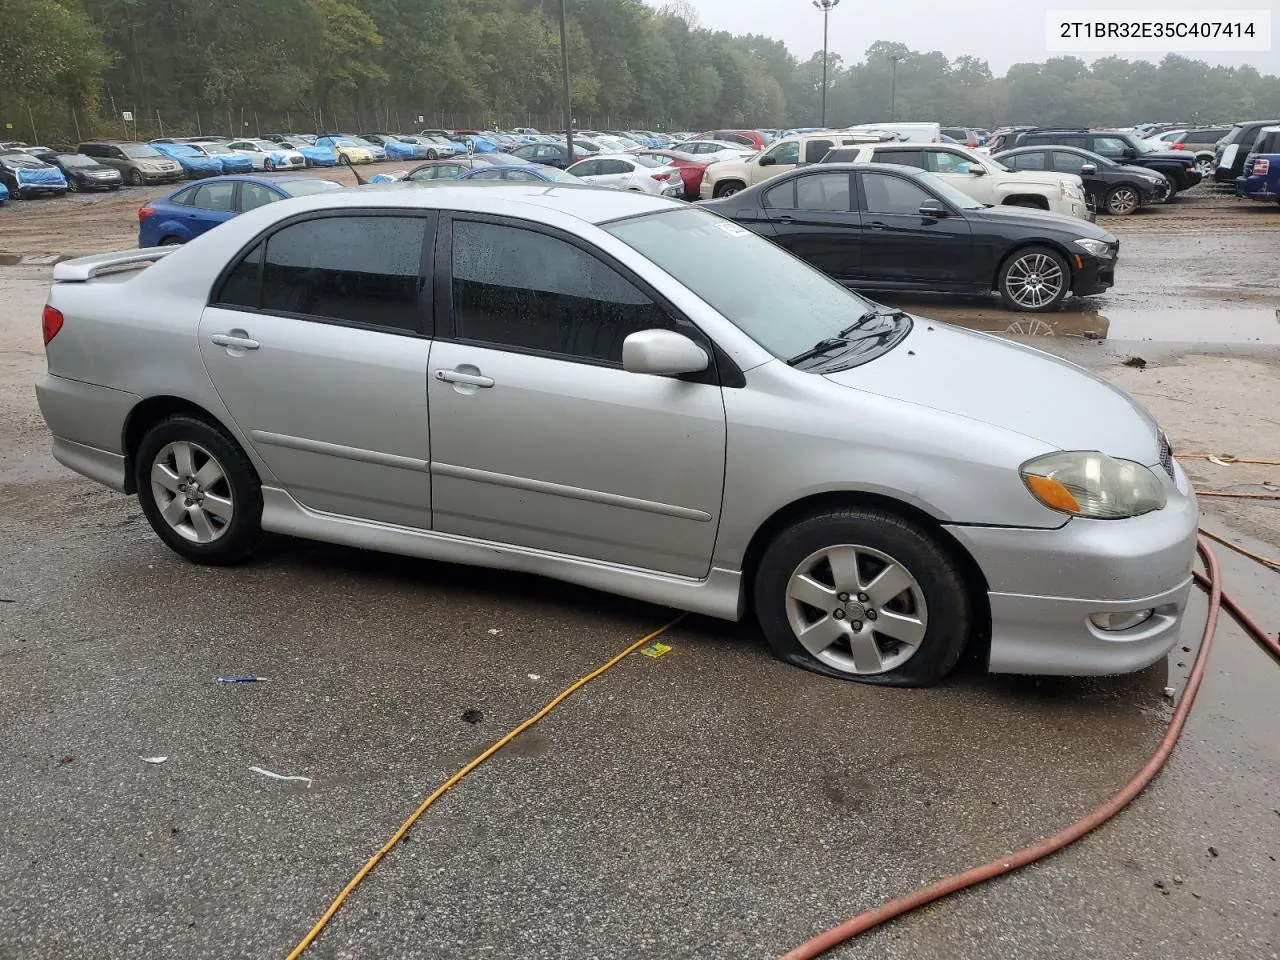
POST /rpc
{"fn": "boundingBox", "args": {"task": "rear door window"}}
[258,215,430,333]
[795,173,851,211]
[239,182,278,211]
[1010,151,1047,170]
[803,139,834,163]
[871,148,927,169]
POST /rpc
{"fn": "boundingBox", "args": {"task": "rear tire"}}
[265,158,275,171]
[753,506,972,687]
[67,177,80,193]
[159,236,184,246]
[1194,157,1214,177]
[135,414,263,566]
[713,181,744,198]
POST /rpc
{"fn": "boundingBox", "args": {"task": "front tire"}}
[713,181,744,198]
[67,177,80,193]
[426,149,438,160]
[265,158,275,171]
[127,168,144,187]
[754,506,972,687]
[135,414,263,566]
[998,245,1069,312]
[1105,185,1140,215]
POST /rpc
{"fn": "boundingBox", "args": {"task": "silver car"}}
[35,185,1198,686]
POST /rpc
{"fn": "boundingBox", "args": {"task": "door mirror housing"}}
[622,329,710,376]
[964,163,985,175]
[1122,147,1138,160]
[758,155,776,166]
[1080,163,1097,175]
[918,198,950,218]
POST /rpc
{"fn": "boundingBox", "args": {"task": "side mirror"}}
[1080,163,1097,175]
[918,199,949,218]
[966,163,985,175]
[758,155,776,166]
[622,329,709,376]
[1122,148,1138,160]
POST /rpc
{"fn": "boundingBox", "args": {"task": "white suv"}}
[699,133,888,199]
[834,142,1091,220]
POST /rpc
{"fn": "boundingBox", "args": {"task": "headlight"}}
[1020,451,1166,519]
[1074,238,1110,257]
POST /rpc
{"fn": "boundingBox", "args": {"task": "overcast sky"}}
[648,0,1279,75]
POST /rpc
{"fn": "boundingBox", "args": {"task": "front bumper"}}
[1070,248,1117,297]
[945,458,1198,676]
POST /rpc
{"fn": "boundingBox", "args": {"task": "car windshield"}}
[55,154,97,167]
[278,179,344,197]
[249,141,277,150]
[200,143,233,154]
[333,139,360,147]
[475,153,521,165]
[164,144,200,156]
[122,144,162,158]
[982,155,1010,172]
[913,171,984,210]
[632,155,665,168]
[1132,137,1157,154]
[543,168,582,182]
[604,206,882,361]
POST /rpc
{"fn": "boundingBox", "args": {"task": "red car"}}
[638,149,710,201]
[691,129,768,151]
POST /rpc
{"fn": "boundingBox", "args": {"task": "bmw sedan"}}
[36,185,1196,687]
[704,162,1118,312]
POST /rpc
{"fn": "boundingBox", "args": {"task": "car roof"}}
[296,181,673,223]
[581,153,644,161]
[169,174,317,190]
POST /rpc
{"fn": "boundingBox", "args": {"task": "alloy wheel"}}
[1005,253,1065,309]
[1195,158,1213,177]
[1107,187,1139,215]
[150,441,234,544]
[784,544,928,676]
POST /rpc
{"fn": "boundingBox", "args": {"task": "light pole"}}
[812,0,840,128]
[559,0,573,157]
[888,54,905,121]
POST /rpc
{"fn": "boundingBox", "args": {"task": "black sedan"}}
[703,162,1118,312]
[993,145,1169,215]
[46,152,123,192]
[509,141,589,168]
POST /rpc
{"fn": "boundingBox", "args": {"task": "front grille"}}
[1158,432,1175,480]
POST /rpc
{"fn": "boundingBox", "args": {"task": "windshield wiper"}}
[788,337,855,366]
[788,309,909,366]
[837,307,908,336]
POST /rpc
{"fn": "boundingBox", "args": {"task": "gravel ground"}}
[0,181,1277,960]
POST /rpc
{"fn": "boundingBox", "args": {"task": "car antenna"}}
[341,152,369,186]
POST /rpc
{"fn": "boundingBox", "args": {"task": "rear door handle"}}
[774,214,795,222]
[868,221,887,230]
[435,368,494,388]
[210,333,260,350]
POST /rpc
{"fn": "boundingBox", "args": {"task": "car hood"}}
[823,321,1160,462]
[1143,150,1195,166]
[964,203,1114,239]
[1117,163,1167,179]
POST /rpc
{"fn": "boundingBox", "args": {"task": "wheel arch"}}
[739,490,992,658]
[713,178,747,197]
[121,396,245,493]
[1000,193,1051,210]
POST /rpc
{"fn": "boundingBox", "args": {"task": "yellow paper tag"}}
[640,642,672,659]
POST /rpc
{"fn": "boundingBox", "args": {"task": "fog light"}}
[1089,610,1154,631]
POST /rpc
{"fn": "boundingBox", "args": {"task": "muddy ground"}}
[0,177,1277,960]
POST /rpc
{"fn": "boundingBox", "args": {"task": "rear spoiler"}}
[53,247,177,282]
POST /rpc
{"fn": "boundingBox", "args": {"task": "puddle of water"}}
[941,308,1280,344]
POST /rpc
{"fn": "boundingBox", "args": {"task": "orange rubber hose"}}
[780,536,1245,960]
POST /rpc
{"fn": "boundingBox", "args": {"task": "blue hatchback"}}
[138,175,344,247]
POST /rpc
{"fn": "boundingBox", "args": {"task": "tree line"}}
[4,0,1280,142]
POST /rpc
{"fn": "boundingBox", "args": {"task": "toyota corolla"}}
[34,185,1197,686]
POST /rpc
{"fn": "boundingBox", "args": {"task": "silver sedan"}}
[35,186,1197,686]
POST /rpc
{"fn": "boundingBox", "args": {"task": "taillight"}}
[651,172,671,181]
[1171,143,1185,149]
[42,305,64,345]
[138,206,156,221]
[1256,158,1270,175]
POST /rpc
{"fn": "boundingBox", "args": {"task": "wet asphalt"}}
[1,200,1279,959]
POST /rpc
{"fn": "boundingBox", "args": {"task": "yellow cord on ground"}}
[284,614,685,960]
[1195,491,1280,500]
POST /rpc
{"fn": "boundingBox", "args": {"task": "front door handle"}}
[210,332,260,350]
[435,368,494,388]
[868,221,887,230]
[774,214,795,222]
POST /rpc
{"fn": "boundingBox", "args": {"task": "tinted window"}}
[170,185,198,205]
[1091,137,1128,158]
[467,169,505,180]
[872,148,927,169]
[193,182,236,212]
[451,220,670,364]
[239,182,278,211]
[795,173,850,211]
[861,173,931,215]
[804,139,833,163]
[763,181,794,208]
[504,170,541,181]
[1010,152,1046,170]
[572,160,600,176]
[260,216,428,332]
[1050,151,1088,173]
[599,159,628,175]
[216,242,264,308]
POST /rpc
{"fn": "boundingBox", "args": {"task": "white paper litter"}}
[1208,456,1233,466]
[527,673,541,681]
[487,628,503,636]
[249,765,313,787]
[139,756,168,764]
